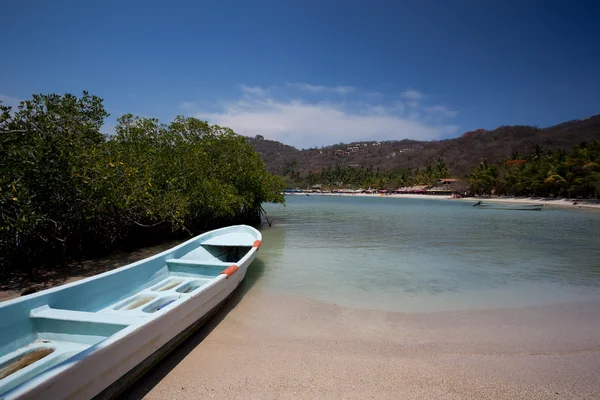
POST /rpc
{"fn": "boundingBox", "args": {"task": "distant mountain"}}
[248,115,600,176]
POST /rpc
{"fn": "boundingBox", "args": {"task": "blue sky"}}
[2,0,599,148]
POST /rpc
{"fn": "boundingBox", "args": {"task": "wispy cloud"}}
[189,84,458,148]
[425,105,458,118]
[240,84,266,96]
[0,94,22,109]
[401,89,423,100]
[286,82,355,95]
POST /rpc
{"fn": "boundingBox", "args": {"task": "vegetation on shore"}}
[251,115,600,196]
[1,91,597,277]
[469,142,600,197]
[279,141,600,199]
[0,92,284,276]
[286,158,451,191]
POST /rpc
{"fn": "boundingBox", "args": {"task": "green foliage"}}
[468,141,600,197]
[0,93,284,275]
[283,161,451,190]
[278,140,600,198]
[469,160,498,195]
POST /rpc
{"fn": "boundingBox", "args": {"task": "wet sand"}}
[124,290,600,399]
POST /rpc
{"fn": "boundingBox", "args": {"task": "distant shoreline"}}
[285,192,600,210]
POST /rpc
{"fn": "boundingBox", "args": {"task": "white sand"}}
[125,290,600,399]
[288,192,600,209]
[455,196,600,209]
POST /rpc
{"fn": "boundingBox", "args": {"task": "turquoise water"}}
[258,196,600,312]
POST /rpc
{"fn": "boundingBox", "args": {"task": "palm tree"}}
[436,157,448,178]
[470,160,500,195]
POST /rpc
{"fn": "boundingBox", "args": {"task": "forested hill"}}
[249,115,600,177]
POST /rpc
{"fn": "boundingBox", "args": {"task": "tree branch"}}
[260,205,275,227]
[132,220,165,228]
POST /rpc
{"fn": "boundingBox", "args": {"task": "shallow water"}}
[258,196,600,312]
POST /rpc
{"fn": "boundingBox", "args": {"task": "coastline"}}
[2,211,598,399]
[125,290,600,399]
[286,192,600,210]
[5,258,599,399]
[455,196,600,210]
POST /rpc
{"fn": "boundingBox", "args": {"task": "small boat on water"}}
[472,201,544,211]
[0,225,261,400]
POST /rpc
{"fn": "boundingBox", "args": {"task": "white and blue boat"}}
[0,225,262,400]
[472,201,544,211]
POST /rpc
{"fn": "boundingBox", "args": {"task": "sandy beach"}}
[454,196,600,210]
[123,288,600,399]
[287,192,600,210]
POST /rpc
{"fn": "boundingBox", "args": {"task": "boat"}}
[472,201,544,211]
[0,225,262,400]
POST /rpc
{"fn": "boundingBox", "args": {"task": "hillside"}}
[248,115,600,177]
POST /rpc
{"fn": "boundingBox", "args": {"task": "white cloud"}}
[191,84,458,148]
[401,89,423,100]
[425,105,458,118]
[0,94,22,109]
[240,84,266,96]
[286,82,355,95]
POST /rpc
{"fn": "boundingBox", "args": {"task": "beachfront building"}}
[393,179,467,196]
[435,179,468,195]
[395,185,429,194]
[427,186,455,195]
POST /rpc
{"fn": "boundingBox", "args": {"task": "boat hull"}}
[0,225,261,400]
[473,202,544,211]
[93,287,234,399]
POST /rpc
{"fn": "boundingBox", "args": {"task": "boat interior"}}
[0,227,258,396]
